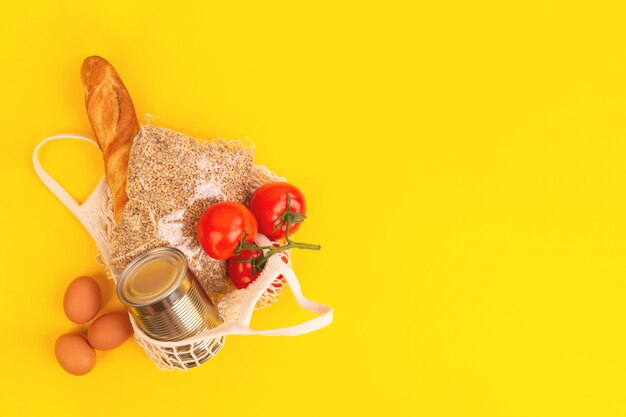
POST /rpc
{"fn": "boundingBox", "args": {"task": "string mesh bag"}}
[33,124,333,370]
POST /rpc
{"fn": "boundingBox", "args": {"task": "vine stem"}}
[234,192,321,264]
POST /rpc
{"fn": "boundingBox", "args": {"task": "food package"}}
[109,116,256,297]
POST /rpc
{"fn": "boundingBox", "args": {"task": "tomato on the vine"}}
[249,182,307,240]
[227,246,290,289]
[197,202,258,260]
[227,250,263,289]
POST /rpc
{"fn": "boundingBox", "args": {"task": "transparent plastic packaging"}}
[110,116,255,298]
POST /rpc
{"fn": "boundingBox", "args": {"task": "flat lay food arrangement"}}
[35,56,333,374]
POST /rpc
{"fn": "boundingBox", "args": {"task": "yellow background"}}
[1,0,626,416]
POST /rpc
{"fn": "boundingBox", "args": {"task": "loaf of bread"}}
[81,56,139,224]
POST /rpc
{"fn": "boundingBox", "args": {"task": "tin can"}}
[117,247,224,367]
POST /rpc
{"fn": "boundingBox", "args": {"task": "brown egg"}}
[87,311,133,350]
[55,333,96,376]
[63,276,101,324]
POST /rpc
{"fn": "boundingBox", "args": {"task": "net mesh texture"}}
[89,163,289,370]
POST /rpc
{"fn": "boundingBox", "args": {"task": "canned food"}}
[117,247,224,367]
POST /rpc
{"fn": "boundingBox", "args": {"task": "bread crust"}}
[81,56,139,224]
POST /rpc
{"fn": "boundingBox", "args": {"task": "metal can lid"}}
[117,247,188,307]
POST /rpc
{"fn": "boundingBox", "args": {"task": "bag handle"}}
[141,263,333,347]
[231,233,333,336]
[33,135,112,262]
[144,238,333,347]
[228,264,334,336]
[33,134,105,213]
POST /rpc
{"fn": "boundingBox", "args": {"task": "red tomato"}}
[227,250,262,289]
[227,246,290,289]
[249,183,307,240]
[197,202,258,260]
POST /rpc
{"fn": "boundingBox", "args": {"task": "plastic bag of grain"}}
[109,116,255,300]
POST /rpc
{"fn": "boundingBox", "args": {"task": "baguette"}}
[81,56,139,224]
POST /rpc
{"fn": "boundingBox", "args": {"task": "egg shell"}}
[88,311,133,351]
[55,333,96,376]
[63,276,101,324]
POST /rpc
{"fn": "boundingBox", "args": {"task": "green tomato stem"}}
[235,192,320,270]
